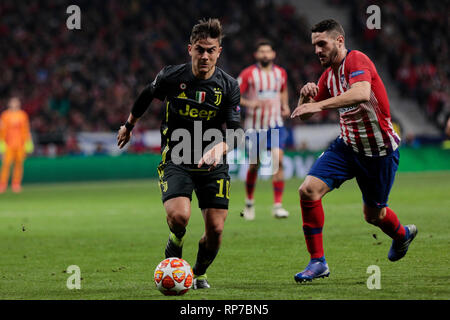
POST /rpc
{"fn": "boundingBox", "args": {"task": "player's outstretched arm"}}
[318,81,370,110]
[117,77,162,149]
[117,67,168,149]
[291,81,371,120]
[117,113,138,149]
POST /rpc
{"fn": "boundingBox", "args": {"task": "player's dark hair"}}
[254,38,274,51]
[190,18,223,44]
[311,19,345,37]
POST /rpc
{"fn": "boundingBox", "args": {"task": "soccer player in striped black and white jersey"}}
[237,39,291,220]
[291,19,417,282]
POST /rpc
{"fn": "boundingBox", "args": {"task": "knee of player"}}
[248,163,259,172]
[298,183,318,200]
[167,212,189,228]
[364,214,380,225]
[207,223,224,238]
[277,159,284,169]
[363,207,385,225]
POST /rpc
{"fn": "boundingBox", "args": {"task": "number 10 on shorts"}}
[216,179,230,199]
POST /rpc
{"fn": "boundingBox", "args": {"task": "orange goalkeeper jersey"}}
[0,109,31,148]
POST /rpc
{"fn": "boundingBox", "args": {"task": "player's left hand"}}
[290,102,323,120]
[198,142,228,171]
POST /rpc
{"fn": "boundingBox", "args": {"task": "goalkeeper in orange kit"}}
[0,97,34,193]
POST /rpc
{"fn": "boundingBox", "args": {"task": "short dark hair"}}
[311,19,345,37]
[254,38,274,51]
[190,18,224,44]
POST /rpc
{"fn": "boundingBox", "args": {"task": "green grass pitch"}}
[0,171,449,300]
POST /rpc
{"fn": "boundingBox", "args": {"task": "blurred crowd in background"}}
[0,0,448,156]
[337,0,450,131]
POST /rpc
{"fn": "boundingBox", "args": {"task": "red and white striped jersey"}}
[237,64,287,130]
[315,50,400,157]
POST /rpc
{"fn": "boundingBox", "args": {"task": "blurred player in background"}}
[0,97,33,193]
[238,39,291,220]
[117,19,242,289]
[291,19,417,282]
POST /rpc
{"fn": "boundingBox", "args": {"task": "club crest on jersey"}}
[213,88,222,106]
[340,74,348,88]
[195,91,206,104]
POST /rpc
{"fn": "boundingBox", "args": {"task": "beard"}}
[258,59,271,67]
[320,45,338,68]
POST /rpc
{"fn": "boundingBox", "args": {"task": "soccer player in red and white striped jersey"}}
[311,46,400,157]
[291,20,417,282]
[237,39,291,220]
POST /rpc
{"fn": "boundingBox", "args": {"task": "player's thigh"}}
[307,138,355,192]
[158,161,195,209]
[194,165,230,210]
[355,149,399,209]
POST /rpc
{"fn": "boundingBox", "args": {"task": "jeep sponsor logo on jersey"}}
[179,104,217,120]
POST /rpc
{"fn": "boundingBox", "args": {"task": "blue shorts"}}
[246,126,288,154]
[308,137,400,208]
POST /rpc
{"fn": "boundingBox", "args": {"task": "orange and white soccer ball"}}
[154,257,193,296]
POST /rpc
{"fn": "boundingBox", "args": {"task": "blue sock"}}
[311,256,326,263]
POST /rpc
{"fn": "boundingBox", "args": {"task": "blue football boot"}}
[388,224,418,262]
[294,257,330,283]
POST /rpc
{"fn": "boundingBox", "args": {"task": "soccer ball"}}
[154,257,193,296]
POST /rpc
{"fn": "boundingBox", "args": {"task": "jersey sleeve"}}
[224,79,244,149]
[346,51,373,86]
[131,66,169,118]
[225,79,242,127]
[314,71,331,102]
[237,68,250,95]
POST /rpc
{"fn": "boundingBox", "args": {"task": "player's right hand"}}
[299,82,319,99]
[117,125,132,149]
